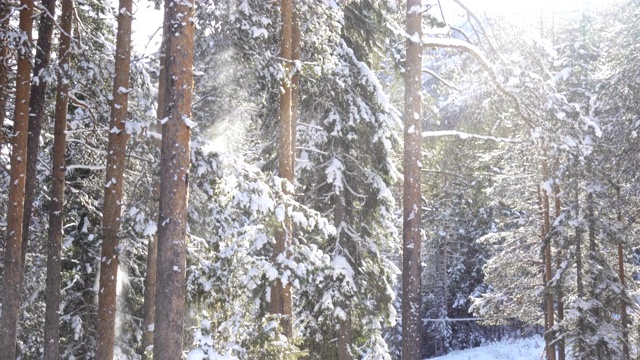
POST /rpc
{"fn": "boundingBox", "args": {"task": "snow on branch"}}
[422,67,460,91]
[422,130,520,143]
[421,37,534,128]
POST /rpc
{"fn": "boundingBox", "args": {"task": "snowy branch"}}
[421,37,534,128]
[422,67,460,91]
[422,130,521,143]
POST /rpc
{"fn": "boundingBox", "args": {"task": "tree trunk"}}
[141,32,168,359]
[554,184,565,360]
[270,0,294,337]
[0,0,11,146]
[152,0,195,356]
[42,1,73,358]
[402,1,423,359]
[22,0,57,267]
[615,187,629,359]
[96,0,133,357]
[542,187,556,360]
[334,192,354,360]
[0,1,34,357]
[574,185,585,356]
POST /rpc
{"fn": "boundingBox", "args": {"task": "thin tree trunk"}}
[554,184,565,360]
[23,0,57,267]
[141,34,168,359]
[96,0,133,357]
[544,196,555,360]
[42,0,73,357]
[574,185,585,356]
[270,0,294,337]
[402,0,423,359]
[615,187,629,359]
[152,0,195,356]
[334,192,354,360]
[0,1,34,357]
[0,0,11,146]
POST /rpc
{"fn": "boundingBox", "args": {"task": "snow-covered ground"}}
[431,336,545,360]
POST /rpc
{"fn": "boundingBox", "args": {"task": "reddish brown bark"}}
[96,0,134,357]
[141,34,167,360]
[270,0,294,337]
[152,0,195,356]
[0,0,34,357]
[23,0,57,266]
[554,184,565,360]
[615,187,629,359]
[0,0,11,145]
[542,191,556,360]
[42,0,73,358]
[402,1,423,359]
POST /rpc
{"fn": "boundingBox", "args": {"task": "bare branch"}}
[422,67,460,91]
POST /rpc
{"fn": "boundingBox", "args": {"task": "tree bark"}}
[543,187,555,360]
[615,187,629,359]
[23,0,57,267]
[554,184,565,360]
[141,32,168,360]
[270,0,294,337]
[96,0,133,357]
[42,0,73,358]
[334,192,354,360]
[0,0,11,146]
[402,1,423,359]
[152,0,195,356]
[0,1,34,357]
[574,186,585,356]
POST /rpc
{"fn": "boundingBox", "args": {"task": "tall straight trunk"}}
[402,0,423,359]
[141,34,168,360]
[152,0,195,356]
[615,187,629,359]
[23,0,57,266]
[554,184,565,360]
[270,0,294,337]
[585,163,601,358]
[96,0,133,357]
[542,187,556,360]
[43,0,73,357]
[334,193,354,360]
[0,0,11,145]
[574,186,585,356]
[0,0,34,357]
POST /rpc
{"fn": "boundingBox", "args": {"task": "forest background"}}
[1,0,639,359]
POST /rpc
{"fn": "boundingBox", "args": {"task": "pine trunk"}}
[43,0,73,357]
[0,0,11,145]
[543,186,555,360]
[615,187,629,359]
[0,1,34,357]
[574,186,585,355]
[22,0,57,266]
[141,31,167,359]
[96,0,133,357]
[270,0,294,337]
[402,0,423,359]
[554,184,565,360]
[152,0,195,356]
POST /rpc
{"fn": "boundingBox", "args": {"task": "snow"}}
[431,336,545,360]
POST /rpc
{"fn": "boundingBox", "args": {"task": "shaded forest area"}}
[1,0,639,359]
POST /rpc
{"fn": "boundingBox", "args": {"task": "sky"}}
[131,1,163,55]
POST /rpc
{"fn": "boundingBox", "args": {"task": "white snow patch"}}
[431,336,544,360]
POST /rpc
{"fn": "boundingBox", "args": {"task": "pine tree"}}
[153,0,196,356]
[43,0,74,357]
[96,0,134,357]
[0,1,34,357]
[402,0,423,358]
